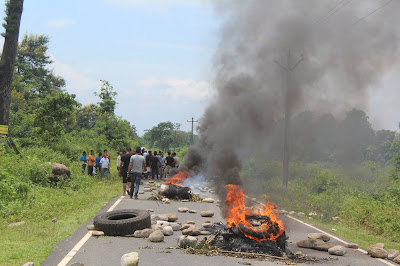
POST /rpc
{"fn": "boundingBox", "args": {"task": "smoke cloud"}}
[183,0,400,195]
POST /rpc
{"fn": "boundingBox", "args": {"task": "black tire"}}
[93,209,151,236]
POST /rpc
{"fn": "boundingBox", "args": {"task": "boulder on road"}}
[328,245,347,256]
[203,198,215,203]
[149,230,164,242]
[368,247,388,259]
[369,243,385,249]
[120,252,139,266]
[134,229,154,238]
[313,241,335,251]
[162,226,174,236]
[200,211,214,217]
[393,255,400,264]
[344,243,359,249]
[296,239,323,249]
[177,235,198,248]
[308,233,330,242]
[387,249,399,260]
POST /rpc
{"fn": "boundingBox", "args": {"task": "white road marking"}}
[57,195,125,266]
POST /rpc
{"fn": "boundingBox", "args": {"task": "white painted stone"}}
[120,252,139,266]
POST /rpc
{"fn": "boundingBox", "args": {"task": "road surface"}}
[43,180,396,266]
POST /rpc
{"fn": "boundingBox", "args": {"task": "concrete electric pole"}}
[274,50,304,187]
[187,117,198,145]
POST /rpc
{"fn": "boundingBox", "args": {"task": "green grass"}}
[309,219,400,251]
[0,176,121,266]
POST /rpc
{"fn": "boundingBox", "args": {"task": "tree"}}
[0,0,24,153]
[33,91,79,142]
[95,80,117,115]
[13,34,65,100]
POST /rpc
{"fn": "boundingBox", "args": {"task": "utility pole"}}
[274,50,304,187]
[187,117,198,145]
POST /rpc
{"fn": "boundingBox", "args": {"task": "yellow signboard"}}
[0,125,8,135]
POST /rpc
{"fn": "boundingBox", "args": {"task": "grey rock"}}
[162,198,171,204]
[200,231,211,235]
[368,247,388,258]
[203,198,215,203]
[345,243,359,249]
[186,220,195,225]
[162,226,174,236]
[134,229,154,238]
[22,263,34,266]
[156,221,170,226]
[8,221,25,227]
[296,239,324,249]
[191,229,201,236]
[216,204,220,207]
[91,230,104,237]
[387,249,399,260]
[313,241,335,251]
[200,211,214,217]
[393,255,400,264]
[328,245,347,256]
[120,252,139,266]
[170,223,182,231]
[149,230,164,242]
[188,210,197,213]
[202,222,214,228]
[87,224,95,230]
[182,229,193,235]
[146,209,154,212]
[369,243,385,249]
[308,233,330,242]
[177,235,198,248]
[181,224,191,230]
[151,224,162,231]
[178,207,189,213]
[154,213,178,222]
[52,218,58,223]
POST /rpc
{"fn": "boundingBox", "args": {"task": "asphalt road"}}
[43,180,396,266]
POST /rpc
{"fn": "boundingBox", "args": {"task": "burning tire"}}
[93,209,151,236]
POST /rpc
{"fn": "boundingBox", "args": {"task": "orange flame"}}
[165,171,190,187]
[225,184,285,241]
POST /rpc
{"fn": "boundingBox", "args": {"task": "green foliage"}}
[95,80,117,115]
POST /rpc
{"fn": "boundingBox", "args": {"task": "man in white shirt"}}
[100,155,110,179]
[128,147,146,199]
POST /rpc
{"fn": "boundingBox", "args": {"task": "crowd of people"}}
[80,147,180,199]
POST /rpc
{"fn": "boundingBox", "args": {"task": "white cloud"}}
[50,56,101,103]
[137,77,161,87]
[46,19,76,28]
[163,78,212,100]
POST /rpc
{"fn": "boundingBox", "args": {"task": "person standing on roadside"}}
[116,151,122,171]
[128,147,146,199]
[119,148,132,196]
[103,149,111,174]
[150,151,160,180]
[95,152,102,175]
[80,151,87,174]
[172,152,180,168]
[88,150,95,176]
[164,151,174,178]
[100,154,110,179]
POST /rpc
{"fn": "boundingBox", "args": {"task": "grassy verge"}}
[0,177,121,266]
[308,219,400,251]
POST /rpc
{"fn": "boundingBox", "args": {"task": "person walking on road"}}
[100,155,110,179]
[164,151,174,178]
[119,148,133,196]
[88,150,95,176]
[80,151,87,174]
[116,151,122,171]
[128,147,146,199]
[145,151,152,179]
[150,151,160,180]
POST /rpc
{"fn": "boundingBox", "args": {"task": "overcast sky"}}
[0,0,399,135]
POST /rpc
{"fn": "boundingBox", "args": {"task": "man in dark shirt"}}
[150,151,160,180]
[119,147,133,196]
[164,151,174,178]
[145,151,152,179]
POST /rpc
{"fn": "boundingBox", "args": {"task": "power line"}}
[320,0,352,23]
[314,0,345,24]
[351,0,394,26]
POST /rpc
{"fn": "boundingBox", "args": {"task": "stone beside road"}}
[368,247,388,259]
[328,245,347,256]
[202,198,215,203]
[149,230,164,242]
[91,230,104,237]
[200,211,214,217]
[308,233,330,242]
[344,243,359,249]
[387,249,400,260]
[120,251,139,266]
[134,229,154,238]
